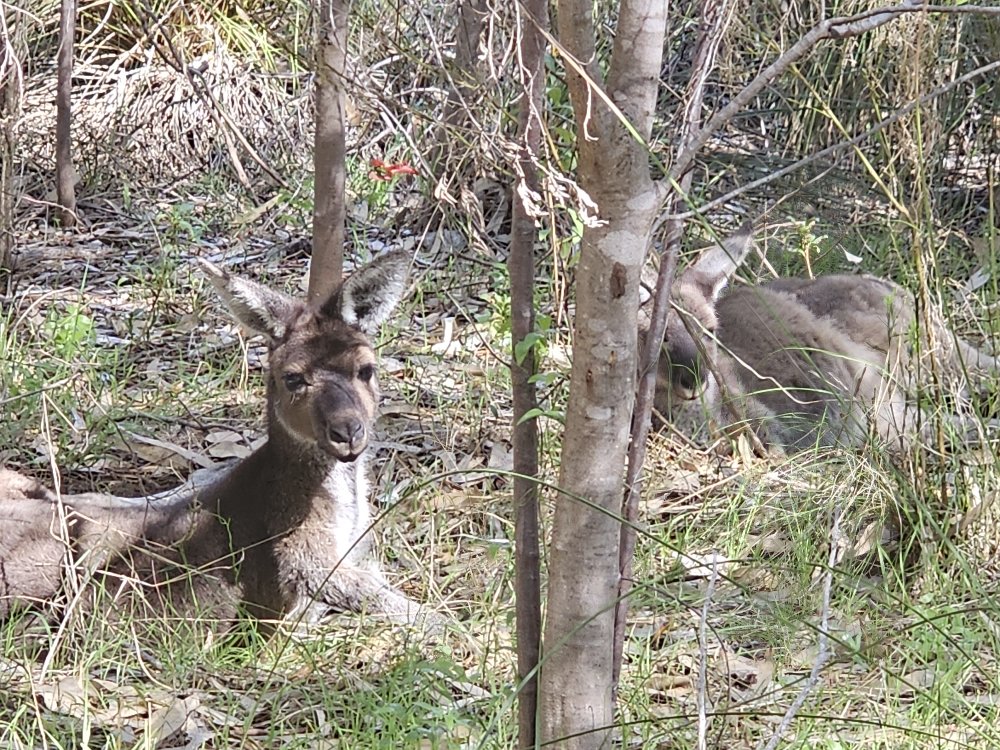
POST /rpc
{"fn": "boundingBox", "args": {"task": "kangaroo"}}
[0,251,435,628]
[648,225,999,453]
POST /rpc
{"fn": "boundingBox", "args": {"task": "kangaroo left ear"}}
[687,221,754,303]
[196,258,304,340]
[321,251,410,335]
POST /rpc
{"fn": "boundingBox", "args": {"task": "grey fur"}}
[0,253,437,631]
[648,228,999,453]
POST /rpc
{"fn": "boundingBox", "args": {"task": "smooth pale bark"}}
[539,0,667,746]
[1,7,25,271]
[510,1,548,746]
[615,0,735,687]
[309,0,348,302]
[55,0,76,228]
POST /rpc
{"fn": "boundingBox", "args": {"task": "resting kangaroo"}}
[649,225,999,452]
[0,251,433,627]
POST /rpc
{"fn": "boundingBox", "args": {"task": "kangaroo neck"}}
[261,421,346,487]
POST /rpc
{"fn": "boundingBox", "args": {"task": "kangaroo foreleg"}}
[295,565,442,632]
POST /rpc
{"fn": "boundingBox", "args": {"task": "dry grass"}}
[4,0,1000,747]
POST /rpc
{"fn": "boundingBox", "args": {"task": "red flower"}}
[369,158,418,181]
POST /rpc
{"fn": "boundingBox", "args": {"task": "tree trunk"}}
[55,0,76,228]
[614,0,734,688]
[0,6,26,273]
[430,0,488,181]
[510,1,548,746]
[539,0,667,746]
[309,0,349,302]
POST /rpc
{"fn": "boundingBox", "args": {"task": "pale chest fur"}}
[272,456,375,618]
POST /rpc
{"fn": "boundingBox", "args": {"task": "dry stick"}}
[612,0,735,689]
[669,2,999,193]
[0,9,24,272]
[510,1,548,746]
[760,506,842,750]
[696,556,721,750]
[38,395,76,678]
[137,13,254,192]
[187,70,288,190]
[55,0,76,228]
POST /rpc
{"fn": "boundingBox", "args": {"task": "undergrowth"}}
[3,0,1000,747]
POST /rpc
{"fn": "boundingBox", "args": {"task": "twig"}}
[614,0,736,689]
[697,555,721,750]
[759,506,843,750]
[667,58,1000,221]
[669,0,956,183]
[510,0,548,745]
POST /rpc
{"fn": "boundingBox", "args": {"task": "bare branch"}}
[511,0,548,745]
[666,58,1000,220]
[55,0,76,228]
[696,557,721,750]
[668,0,1000,184]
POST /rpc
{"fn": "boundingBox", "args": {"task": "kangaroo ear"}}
[686,221,754,302]
[321,251,410,335]
[196,258,303,340]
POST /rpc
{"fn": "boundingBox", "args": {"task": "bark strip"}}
[55,0,76,228]
[310,0,349,302]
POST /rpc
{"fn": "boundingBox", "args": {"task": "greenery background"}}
[1,0,999,747]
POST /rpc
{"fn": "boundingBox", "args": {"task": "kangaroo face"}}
[651,224,754,424]
[197,252,409,463]
[268,317,380,461]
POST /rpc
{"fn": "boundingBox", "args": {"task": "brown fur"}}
[0,252,435,628]
[647,226,999,452]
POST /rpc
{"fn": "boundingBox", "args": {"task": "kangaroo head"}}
[197,252,409,462]
[655,224,754,420]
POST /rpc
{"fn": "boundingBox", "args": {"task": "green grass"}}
[7,205,1000,747]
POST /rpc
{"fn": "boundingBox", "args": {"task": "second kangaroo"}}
[649,226,999,453]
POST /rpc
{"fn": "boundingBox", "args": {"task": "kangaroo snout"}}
[325,416,367,460]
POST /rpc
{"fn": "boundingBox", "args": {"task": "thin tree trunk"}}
[55,0,76,228]
[539,0,667,746]
[0,8,25,272]
[309,0,349,302]
[510,1,548,746]
[613,0,734,688]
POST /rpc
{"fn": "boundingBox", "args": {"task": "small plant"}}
[42,302,96,361]
[349,154,420,215]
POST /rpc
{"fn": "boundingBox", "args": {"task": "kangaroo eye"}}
[357,364,376,383]
[283,373,308,392]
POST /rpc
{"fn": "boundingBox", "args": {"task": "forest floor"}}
[5,188,1000,750]
[4,57,1000,750]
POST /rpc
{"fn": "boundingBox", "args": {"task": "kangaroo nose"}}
[328,418,365,450]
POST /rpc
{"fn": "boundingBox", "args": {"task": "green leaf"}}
[514,332,544,366]
[518,407,565,425]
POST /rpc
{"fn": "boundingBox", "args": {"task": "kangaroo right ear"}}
[686,221,754,302]
[320,250,410,335]
[196,258,303,340]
